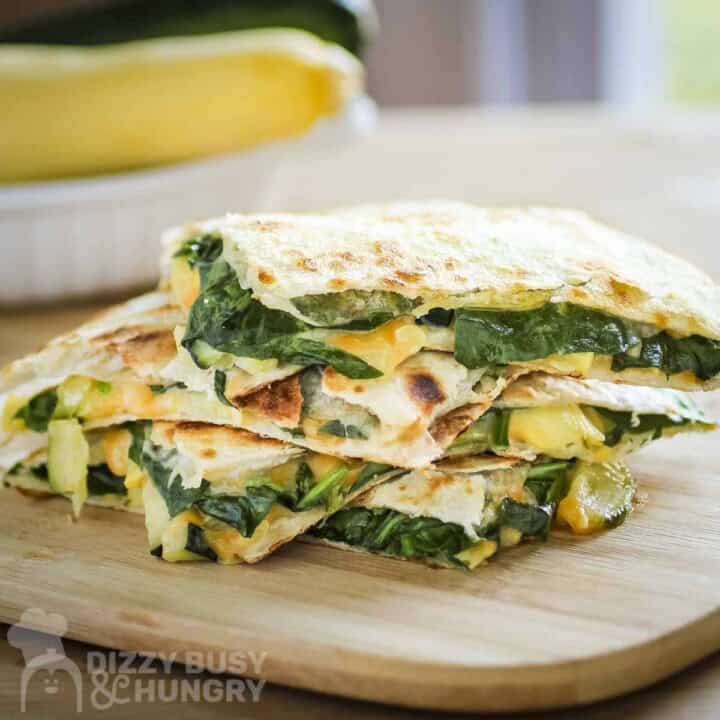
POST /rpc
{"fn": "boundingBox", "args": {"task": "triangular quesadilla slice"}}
[160,203,720,396]
[307,458,636,569]
[447,372,714,463]
[5,419,400,563]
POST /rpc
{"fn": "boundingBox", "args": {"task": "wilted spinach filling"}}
[126,422,393,554]
[13,388,58,433]
[310,492,554,570]
[453,304,720,380]
[176,235,382,379]
[176,234,720,380]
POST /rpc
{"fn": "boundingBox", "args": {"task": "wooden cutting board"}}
[0,430,719,713]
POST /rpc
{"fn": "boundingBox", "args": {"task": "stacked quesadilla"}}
[2,202,717,569]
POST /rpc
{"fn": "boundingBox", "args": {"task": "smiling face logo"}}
[7,608,83,713]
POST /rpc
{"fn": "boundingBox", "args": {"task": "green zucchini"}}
[47,419,88,516]
[0,0,374,56]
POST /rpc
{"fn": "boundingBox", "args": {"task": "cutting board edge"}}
[0,592,717,712]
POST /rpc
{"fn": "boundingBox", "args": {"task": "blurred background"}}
[4,0,719,107]
[0,0,719,307]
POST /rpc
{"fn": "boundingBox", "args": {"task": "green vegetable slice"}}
[14,388,58,432]
[296,464,349,510]
[213,370,234,407]
[47,419,88,516]
[556,461,635,533]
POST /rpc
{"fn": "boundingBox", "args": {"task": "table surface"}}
[3,106,720,717]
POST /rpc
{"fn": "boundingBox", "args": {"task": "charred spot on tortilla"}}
[233,374,303,428]
[406,371,446,414]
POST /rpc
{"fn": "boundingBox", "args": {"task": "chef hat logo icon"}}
[7,608,83,713]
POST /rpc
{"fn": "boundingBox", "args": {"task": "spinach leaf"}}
[149,382,187,395]
[592,407,687,447]
[455,303,641,368]
[125,421,150,467]
[136,435,209,517]
[182,253,381,378]
[416,308,454,327]
[497,498,552,538]
[213,370,234,407]
[318,419,368,440]
[612,333,720,381]
[454,302,720,380]
[173,233,223,268]
[86,464,127,496]
[5,462,23,478]
[348,463,395,494]
[14,388,58,432]
[291,289,417,329]
[185,524,217,561]
[31,464,49,481]
[7,463,50,482]
[296,464,349,511]
[261,337,382,378]
[311,507,473,568]
[524,461,571,506]
[195,486,278,537]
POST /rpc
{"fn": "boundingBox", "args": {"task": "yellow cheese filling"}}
[507,405,611,462]
[330,317,428,376]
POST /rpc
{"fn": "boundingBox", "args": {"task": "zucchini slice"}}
[47,419,89,516]
[556,461,635,534]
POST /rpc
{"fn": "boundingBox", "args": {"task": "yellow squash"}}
[0,29,362,183]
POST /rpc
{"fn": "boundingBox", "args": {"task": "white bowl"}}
[0,96,376,304]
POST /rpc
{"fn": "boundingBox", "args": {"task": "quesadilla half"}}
[5,418,400,563]
[161,203,720,398]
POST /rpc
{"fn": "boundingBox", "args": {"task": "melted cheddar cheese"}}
[330,318,427,376]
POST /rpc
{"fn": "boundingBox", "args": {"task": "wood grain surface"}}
[0,421,718,712]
